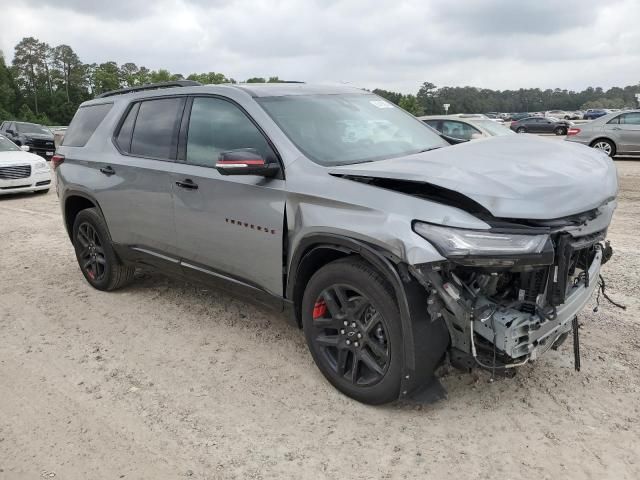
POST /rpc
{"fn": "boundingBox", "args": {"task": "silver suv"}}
[55,81,618,404]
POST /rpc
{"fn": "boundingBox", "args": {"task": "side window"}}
[440,120,480,140]
[423,120,441,132]
[186,97,273,167]
[63,103,113,147]
[621,113,640,125]
[115,103,140,153]
[130,97,185,160]
[607,116,621,125]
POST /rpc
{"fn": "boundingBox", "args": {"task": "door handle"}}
[175,179,198,190]
[100,166,115,176]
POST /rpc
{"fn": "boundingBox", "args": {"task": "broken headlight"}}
[413,222,549,257]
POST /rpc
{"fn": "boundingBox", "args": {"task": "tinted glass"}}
[115,103,140,153]
[131,98,184,160]
[16,123,51,135]
[257,94,447,166]
[186,97,273,167]
[622,113,640,125]
[440,120,480,140]
[62,104,112,147]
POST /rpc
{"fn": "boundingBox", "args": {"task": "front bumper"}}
[0,170,52,195]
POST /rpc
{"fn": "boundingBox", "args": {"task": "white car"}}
[0,135,52,195]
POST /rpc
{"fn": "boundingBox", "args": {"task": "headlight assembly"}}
[35,160,49,171]
[413,222,549,257]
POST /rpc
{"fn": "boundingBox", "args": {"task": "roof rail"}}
[95,80,202,99]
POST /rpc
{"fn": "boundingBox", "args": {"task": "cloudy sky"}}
[1,0,638,93]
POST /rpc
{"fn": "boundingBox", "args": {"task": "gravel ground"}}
[1,158,639,480]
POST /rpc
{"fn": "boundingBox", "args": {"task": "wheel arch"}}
[286,233,450,399]
[62,190,106,240]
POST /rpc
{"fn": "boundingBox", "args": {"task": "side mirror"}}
[215,149,280,177]
[20,145,30,152]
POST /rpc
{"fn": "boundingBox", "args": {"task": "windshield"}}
[257,94,447,165]
[17,123,51,135]
[472,120,515,136]
[0,135,20,152]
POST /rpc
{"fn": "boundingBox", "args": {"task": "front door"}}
[171,96,286,296]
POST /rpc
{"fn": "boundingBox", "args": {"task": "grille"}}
[0,164,32,179]
[31,139,55,149]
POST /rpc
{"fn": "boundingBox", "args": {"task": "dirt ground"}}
[1,158,639,480]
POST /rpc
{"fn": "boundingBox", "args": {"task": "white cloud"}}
[1,0,638,93]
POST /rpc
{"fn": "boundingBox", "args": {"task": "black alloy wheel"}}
[302,258,403,404]
[72,208,135,291]
[76,221,107,282]
[310,284,390,387]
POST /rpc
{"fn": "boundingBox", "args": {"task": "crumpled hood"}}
[329,135,618,220]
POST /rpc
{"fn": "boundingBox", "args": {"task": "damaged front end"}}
[410,218,613,372]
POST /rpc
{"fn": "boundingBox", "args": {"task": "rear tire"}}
[554,127,567,136]
[516,127,526,133]
[302,257,403,405]
[72,208,135,291]
[590,138,616,157]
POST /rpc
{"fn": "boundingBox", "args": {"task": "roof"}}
[230,83,368,97]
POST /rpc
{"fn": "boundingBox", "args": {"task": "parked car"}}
[570,111,584,120]
[583,109,609,120]
[0,134,52,195]
[55,81,617,405]
[420,115,515,141]
[0,121,56,160]
[483,113,505,124]
[510,116,573,135]
[509,112,530,121]
[565,110,640,157]
[545,110,571,120]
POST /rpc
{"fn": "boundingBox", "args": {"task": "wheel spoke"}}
[363,311,382,333]
[350,297,370,322]
[366,338,388,362]
[321,290,342,317]
[336,348,349,376]
[313,316,341,329]
[360,349,384,376]
[315,334,339,348]
[95,255,106,265]
[333,286,349,309]
[351,355,360,384]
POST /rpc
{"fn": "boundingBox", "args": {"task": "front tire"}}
[72,208,135,291]
[302,258,403,404]
[516,127,526,133]
[554,126,567,135]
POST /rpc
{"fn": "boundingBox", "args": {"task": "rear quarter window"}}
[63,103,113,147]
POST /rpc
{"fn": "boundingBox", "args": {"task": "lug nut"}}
[357,333,362,339]
[340,329,345,335]
[343,320,348,326]
[354,342,359,347]
[346,340,351,345]
[351,322,356,328]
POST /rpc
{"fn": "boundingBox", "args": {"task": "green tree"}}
[0,52,19,119]
[53,45,83,103]
[12,37,48,114]
[93,61,121,94]
[119,62,140,87]
[398,94,423,116]
[416,82,439,114]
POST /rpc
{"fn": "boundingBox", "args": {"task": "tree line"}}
[1,36,639,125]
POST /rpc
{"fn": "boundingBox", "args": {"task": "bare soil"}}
[1,160,639,480]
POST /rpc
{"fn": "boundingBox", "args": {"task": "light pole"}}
[636,93,640,108]
[443,103,450,115]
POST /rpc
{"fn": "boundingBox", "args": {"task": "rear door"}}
[94,97,184,260]
[171,96,286,295]
[617,113,640,153]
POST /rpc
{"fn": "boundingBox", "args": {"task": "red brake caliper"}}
[313,300,327,320]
